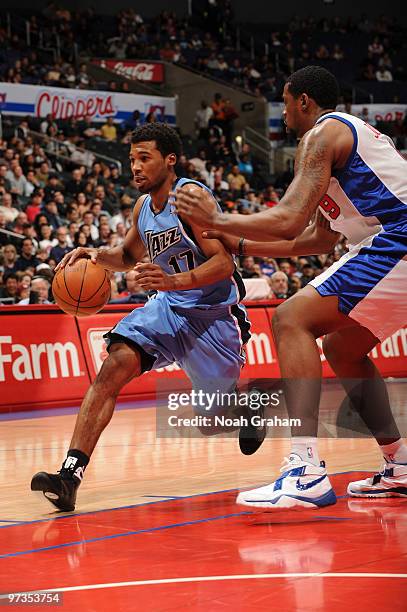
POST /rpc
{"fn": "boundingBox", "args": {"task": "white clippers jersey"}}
[315,112,407,248]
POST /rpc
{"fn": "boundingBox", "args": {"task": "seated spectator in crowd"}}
[14,238,41,272]
[81,211,99,241]
[18,276,51,304]
[268,271,289,299]
[101,117,117,141]
[38,223,54,254]
[0,272,20,303]
[111,201,133,232]
[240,256,262,279]
[357,107,377,127]
[74,229,92,248]
[65,168,86,197]
[16,271,32,302]
[227,165,248,193]
[278,260,293,277]
[238,154,254,177]
[260,257,278,277]
[94,223,112,248]
[263,185,280,208]
[300,263,317,287]
[8,166,30,199]
[289,275,302,296]
[0,192,19,223]
[49,227,73,263]
[2,244,18,274]
[25,192,43,223]
[71,140,96,169]
[376,66,393,81]
[109,270,148,304]
[44,200,64,229]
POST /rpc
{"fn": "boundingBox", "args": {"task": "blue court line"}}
[0,471,369,530]
[0,512,250,559]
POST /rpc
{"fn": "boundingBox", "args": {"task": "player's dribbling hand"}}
[134,263,175,291]
[171,187,220,228]
[202,230,240,254]
[55,247,99,271]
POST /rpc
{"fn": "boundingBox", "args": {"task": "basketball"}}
[52,259,111,316]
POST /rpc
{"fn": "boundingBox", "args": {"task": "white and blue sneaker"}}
[347,462,407,498]
[236,454,337,510]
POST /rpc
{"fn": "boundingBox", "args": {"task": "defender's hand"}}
[171,187,220,228]
[134,263,175,291]
[202,230,240,254]
[55,247,99,271]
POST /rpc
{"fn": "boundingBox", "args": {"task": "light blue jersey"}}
[105,177,251,398]
[137,177,245,311]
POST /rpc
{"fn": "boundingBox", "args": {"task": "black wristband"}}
[238,237,245,257]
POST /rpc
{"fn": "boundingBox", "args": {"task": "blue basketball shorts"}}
[104,293,251,395]
[310,232,407,341]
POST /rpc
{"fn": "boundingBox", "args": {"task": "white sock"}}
[380,439,407,464]
[290,437,320,466]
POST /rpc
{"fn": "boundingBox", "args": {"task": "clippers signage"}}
[93,59,164,83]
[0,83,176,124]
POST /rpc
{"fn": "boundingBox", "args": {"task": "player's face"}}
[282,83,303,136]
[129,141,174,193]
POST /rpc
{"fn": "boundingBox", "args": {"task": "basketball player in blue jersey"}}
[31,123,252,512]
[175,66,407,510]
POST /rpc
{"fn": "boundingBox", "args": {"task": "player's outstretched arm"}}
[174,123,336,242]
[203,211,340,257]
[55,196,147,272]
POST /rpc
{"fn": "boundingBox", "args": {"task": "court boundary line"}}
[1,572,406,599]
[0,470,368,529]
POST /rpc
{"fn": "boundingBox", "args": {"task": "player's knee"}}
[323,333,364,366]
[272,301,300,340]
[94,344,141,392]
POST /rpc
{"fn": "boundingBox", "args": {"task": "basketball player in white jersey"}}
[174,66,407,510]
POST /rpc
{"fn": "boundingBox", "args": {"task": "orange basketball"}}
[52,259,111,316]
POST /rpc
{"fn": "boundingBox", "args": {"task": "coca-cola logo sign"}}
[93,59,164,83]
[36,90,116,120]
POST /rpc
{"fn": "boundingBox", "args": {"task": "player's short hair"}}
[286,66,339,109]
[131,123,182,159]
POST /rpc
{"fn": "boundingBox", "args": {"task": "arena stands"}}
[0,6,406,304]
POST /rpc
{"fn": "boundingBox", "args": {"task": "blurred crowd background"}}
[1,2,406,306]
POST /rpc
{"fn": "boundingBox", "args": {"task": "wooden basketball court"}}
[0,382,406,610]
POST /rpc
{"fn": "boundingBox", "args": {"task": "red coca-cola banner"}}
[0,304,406,412]
[92,59,164,83]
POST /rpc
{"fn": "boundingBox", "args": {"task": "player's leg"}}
[176,305,252,440]
[237,285,355,510]
[323,328,407,497]
[31,342,144,511]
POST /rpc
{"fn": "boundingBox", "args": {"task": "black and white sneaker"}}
[31,471,79,512]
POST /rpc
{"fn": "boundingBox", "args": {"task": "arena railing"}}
[28,130,122,174]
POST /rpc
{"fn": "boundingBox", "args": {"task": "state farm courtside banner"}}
[0,83,176,124]
[92,59,164,83]
[268,102,407,139]
[0,304,406,412]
